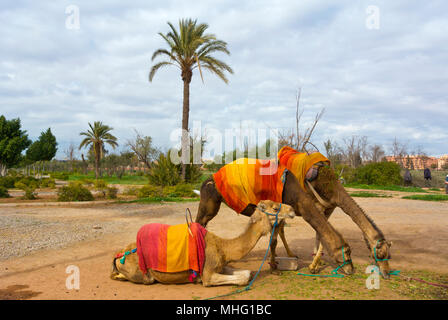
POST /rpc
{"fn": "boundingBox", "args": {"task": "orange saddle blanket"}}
[213,146,329,213]
[136,222,207,275]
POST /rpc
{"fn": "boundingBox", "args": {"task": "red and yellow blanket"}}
[213,146,329,213]
[136,222,207,275]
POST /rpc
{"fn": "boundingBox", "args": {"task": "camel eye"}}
[273,205,279,211]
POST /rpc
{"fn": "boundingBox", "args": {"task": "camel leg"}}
[269,220,283,274]
[279,223,297,258]
[205,271,251,287]
[222,266,252,276]
[309,208,335,273]
[309,242,324,274]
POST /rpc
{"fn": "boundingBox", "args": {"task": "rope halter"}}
[373,239,390,263]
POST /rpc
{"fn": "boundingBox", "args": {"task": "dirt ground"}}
[0,196,447,300]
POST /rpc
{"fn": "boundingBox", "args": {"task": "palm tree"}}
[79,121,118,179]
[149,18,233,180]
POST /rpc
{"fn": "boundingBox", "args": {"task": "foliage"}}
[106,186,118,199]
[148,151,181,186]
[50,172,70,180]
[0,115,32,172]
[149,18,233,84]
[57,182,94,201]
[14,181,38,200]
[353,161,402,186]
[79,121,118,178]
[137,183,197,199]
[0,186,10,198]
[349,191,392,198]
[39,178,56,188]
[344,183,427,193]
[0,175,19,188]
[25,128,58,162]
[126,130,160,169]
[402,194,448,201]
[137,185,165,198]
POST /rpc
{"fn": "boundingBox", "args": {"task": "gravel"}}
[0,212,121,261]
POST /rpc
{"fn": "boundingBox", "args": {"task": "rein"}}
[204,204,281,300]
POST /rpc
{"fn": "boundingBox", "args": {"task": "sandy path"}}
[0,198,447,300]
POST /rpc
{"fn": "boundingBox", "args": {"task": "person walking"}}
[424,168,432,187]
[445,174,448,194]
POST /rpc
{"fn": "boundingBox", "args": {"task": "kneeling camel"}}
[110,200,295,287]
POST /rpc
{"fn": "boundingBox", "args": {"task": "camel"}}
[195,152,392,279]
[110,200,295,286]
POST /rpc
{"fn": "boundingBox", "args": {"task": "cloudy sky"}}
[1,0,447,159]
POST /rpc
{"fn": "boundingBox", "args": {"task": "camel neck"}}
[221,221,267,263]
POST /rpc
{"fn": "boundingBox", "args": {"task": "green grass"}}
[402,194,448,201]
[350,191,392,198]
[345,183,428,193]
[229,264,448,300]
[69,173,148,185]
[117,196,199,204]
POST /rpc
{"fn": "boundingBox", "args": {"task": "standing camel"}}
[111,200,295,287]
[195,146,392,279]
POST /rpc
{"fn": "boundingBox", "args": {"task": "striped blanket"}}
[136,222,207,275]
[213,146,329,213]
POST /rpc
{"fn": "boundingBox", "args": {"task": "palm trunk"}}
[181,77,190,181]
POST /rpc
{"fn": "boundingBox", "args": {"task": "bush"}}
[50,172,70,180]
[40,178,56,188]
[0,176,19,189]
[0,186,10,198]
[14,181,38,200]
[106,186,118,199]
[57,182,94,201]
[137,185,164,198]
[168,183,197,197]
[148,152,181,186]
[353,162,402,186]
[123,186,139,196]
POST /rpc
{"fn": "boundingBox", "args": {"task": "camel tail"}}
[193,190,201,196]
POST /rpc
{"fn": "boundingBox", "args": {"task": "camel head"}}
[311,165,392,278]
[370,239,392,279]
[251,200,295,236]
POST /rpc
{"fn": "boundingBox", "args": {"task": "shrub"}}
[0,186,10,198]
[124,186,139,196]
[57,182,94,201]
[353,162,402,186]
[106,186,118,199]
[94,179,109,198]
[148,152,181,186]
[14,181,37,200]
[50,172,70,180]
[137,185,164,198]
[169,183,197,197]
[0,176,19,189]
[40,178,56,188]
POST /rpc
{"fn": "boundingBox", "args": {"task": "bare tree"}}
[390,137,408,168]
[340,136,368,168]
[126,130,160,170]
[64,142,77,172]
[277,87,325,152]
[369,144,385,163]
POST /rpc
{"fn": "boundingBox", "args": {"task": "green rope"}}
[297,246,349,279]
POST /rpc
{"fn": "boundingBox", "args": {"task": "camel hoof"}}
[308,266,318,274]
[270,269,282,275]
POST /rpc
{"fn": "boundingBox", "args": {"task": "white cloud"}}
[0,0,447,158]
